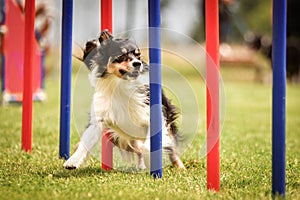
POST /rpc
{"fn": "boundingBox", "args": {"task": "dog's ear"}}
[99,30,113,44]
[83,40,98,60]
[82,39,98,70]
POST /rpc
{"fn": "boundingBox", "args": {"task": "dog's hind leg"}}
[166,147,185,169]
[162,123,186,170]
[64,122,102,169]
[132,140,147,170]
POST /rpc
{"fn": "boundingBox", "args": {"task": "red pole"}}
[101,0,113,171]
[102,132,113,170]
[206,0,220,191]
[22,0,35,152]
[101,0,112,32]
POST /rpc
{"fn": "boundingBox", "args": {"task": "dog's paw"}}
[172,159,186,170]
[63,143,89,170]
[137,161,147,170]
[63,157,82,170]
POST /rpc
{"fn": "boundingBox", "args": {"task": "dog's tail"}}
[162,91,180,143]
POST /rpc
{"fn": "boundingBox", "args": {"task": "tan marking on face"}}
[107,62,133,78]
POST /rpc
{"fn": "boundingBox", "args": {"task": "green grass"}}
[0,63,300,200]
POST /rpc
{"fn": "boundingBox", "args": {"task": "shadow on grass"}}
[50,163,197,179]
[52,167,109,179]
[51,166,150,179]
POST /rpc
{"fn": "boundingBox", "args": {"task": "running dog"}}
[63,30,185,170]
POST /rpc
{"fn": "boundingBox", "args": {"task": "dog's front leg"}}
[63,123,102,169]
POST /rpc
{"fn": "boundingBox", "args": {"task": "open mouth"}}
[119,69,127,75]
[126,70,140,78]
[119,69,140,80]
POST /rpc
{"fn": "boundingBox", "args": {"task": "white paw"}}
[63,144,88,169]
[137,159,147,170]
[63,156,82,169]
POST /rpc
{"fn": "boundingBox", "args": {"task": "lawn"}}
[0,61,299,200]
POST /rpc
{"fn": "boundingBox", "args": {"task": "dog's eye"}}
[135,53,141,59]
[132,50,141,59]
[113,54,127,63]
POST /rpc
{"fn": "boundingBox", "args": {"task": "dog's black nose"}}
[132,62,142,68]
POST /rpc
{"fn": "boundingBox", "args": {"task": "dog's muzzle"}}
[122,60,143,80]
[132,61,142,71]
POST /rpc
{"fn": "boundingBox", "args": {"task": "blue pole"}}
[148,0,162,178]
[272,0,286,196]
[59,0,73,159]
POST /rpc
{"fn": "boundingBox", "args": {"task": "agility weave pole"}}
[205,0,220,191]
[21,0,35,152]
[272,0,286,196]
[100,0,163,177]
[59,0,73,159]
[148,0,163,178]
[101,0,114,171]
[58,0,113,165]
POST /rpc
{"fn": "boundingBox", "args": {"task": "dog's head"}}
[83,30,148,80]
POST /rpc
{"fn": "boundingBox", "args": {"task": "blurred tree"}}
[238,0,272,36]
[191,0,272,43]
[286,0,300,81]
[287,0,300,38]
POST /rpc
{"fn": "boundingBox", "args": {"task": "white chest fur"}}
[92,75,150,141]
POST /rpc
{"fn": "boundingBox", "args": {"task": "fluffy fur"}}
[64,30,185,170]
